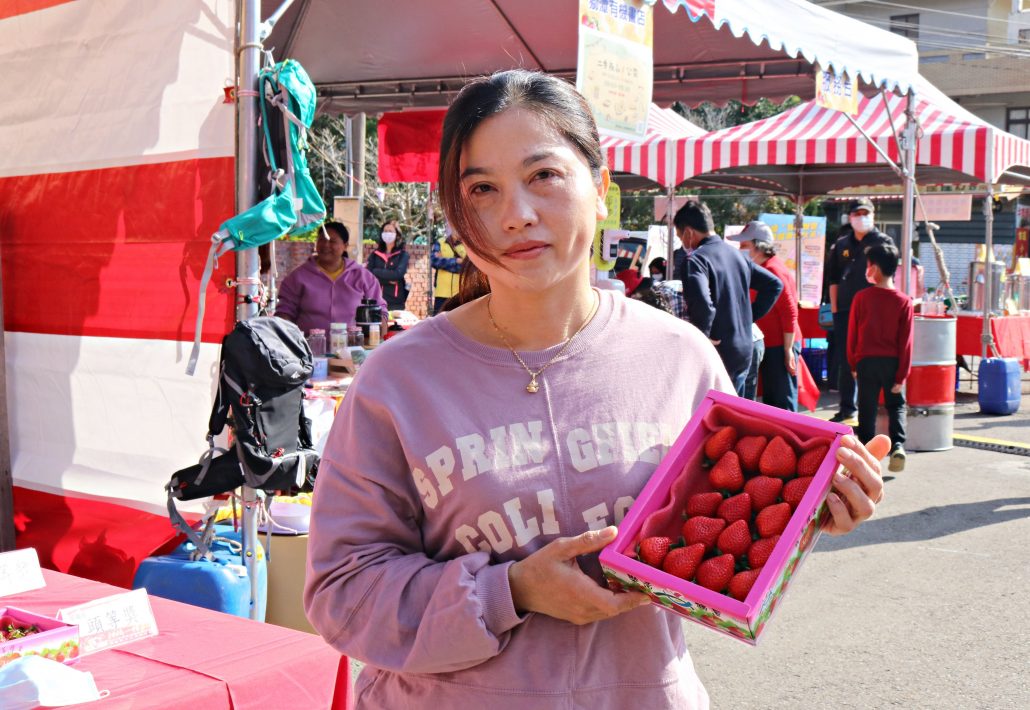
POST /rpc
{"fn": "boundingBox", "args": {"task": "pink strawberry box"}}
[0,607,80,668]
[599,389,852,645]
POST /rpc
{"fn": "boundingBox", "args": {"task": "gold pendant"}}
[526,376,539,394]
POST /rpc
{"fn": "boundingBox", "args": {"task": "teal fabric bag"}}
[186,57,326,375]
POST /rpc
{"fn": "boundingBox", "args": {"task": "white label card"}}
[58,588,159,655]
[0,548,46,597]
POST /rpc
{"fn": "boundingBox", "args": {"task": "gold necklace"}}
[486,292,598,394]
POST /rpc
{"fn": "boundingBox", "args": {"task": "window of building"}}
[1008,108,1030,139]
[890,13,919,40]
[1019,28,1030,45]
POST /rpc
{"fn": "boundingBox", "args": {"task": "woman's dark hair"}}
[673,199,714,235]
[322,221,349,243]
[375,220,406,252]
[437,70,605,310]
[865,242,900,277]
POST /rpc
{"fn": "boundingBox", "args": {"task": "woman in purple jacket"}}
[275,221,387,337]
[305,71,890,710]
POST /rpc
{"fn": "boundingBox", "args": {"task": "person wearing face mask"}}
[827,198,895,424]
[730,221,803,411]
[367,219,411,311]
[676,199,783,396]
[647,257,687,319]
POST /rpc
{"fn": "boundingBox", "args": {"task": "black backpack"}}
[167,317,319,545]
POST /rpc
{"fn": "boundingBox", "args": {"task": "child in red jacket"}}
[848,242,913,473]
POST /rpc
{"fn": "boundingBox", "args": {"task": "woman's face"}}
[458,108,608,295]
[316,229,346,263]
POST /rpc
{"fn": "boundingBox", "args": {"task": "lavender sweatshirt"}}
[276,257,388,336]
[305,290,733,709]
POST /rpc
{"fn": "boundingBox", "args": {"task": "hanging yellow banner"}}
[577,0,653,140]
[815,69,859,116]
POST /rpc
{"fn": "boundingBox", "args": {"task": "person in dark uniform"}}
[675,200,783,396]
[827,198,895,423]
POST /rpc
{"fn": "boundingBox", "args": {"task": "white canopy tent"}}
[257,0,919,113]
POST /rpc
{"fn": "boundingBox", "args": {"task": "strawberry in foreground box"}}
[599,389,851,645]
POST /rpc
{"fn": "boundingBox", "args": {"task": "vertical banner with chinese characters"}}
[576,0,653,140]
[758,213,827,307]
[815,69,859,116]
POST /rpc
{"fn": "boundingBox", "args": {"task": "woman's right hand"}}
[507,526,650,625]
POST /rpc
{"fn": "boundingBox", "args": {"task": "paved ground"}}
[690,376,1030,710]
[349,374,1030,709]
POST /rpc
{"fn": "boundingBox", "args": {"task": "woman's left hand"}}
[823,434,890,536]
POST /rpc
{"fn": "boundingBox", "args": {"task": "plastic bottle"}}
[329,322,348,357]
[306,329,326,358]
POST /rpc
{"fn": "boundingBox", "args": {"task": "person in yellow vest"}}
[430,226,466,314]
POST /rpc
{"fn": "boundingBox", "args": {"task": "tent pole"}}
[665,184,675,281]
[793,198,804,305]
[982,185,997,360]
[794,171,804,303]
[427,184,435,317]
[899,90,917,297]
[237,0,263,622]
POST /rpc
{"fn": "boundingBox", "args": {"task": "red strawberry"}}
[716,519,752,558]
[695,554,735,592]
[755,502,792,537]
[682,516,727,553]
[747,535,781,568]
[797,445,829,477]
[734,435,767,471]
[716,492,752,524]
[685,491,724,518]
[744,476,783,513]
[708,451,744,493]
[759,436,798,478]
[782,476,814,511]
[661,543,705,580]
[704,426,738,462]
[728,567,763,601]
[638,536,672,568]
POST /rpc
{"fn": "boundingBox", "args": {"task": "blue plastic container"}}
[801,347,828,382]
[977,357,1021,415]
[133,526,267,620]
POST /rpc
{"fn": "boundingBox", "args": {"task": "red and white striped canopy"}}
[601,104,706,188]
[675,77,1030,196]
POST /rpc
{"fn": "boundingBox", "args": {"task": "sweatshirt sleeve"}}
[895,297,914,385]
[684,257,715,337]
[750,262,783,322]
[304,383,527,675]
[827,240,842,285]
[772,272,798,338]
[847,299,861,371]
[275,269,301,323]
[431,241,462,273]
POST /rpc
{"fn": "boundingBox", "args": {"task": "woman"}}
[366,220,410,311]
[275,221,387,336]
[304,71,888,709]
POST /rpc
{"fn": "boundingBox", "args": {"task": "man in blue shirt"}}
[676,200,783,396]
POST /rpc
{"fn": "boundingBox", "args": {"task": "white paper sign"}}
[58,588,158,655]
[0,548,46,597]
